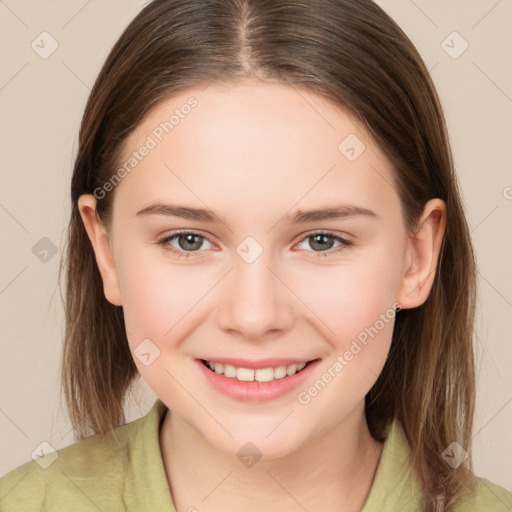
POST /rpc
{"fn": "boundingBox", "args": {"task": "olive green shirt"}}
[1,398,510,511]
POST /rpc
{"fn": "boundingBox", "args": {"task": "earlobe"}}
[396,198,447,309]
[77,194,123,306]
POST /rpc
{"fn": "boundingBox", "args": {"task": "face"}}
[80,79,445,459]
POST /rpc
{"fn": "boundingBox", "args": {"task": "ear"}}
[396,198,447,309]
[77,194,123,306]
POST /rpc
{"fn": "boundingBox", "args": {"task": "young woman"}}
[1,0,510,511]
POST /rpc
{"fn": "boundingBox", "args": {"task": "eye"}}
[157,231,214,258]
[296,231,353,258]
[157,230,353,259]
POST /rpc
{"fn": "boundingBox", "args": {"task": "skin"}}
[79,79,446,511]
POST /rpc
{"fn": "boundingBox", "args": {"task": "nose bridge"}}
[216,237,294,338]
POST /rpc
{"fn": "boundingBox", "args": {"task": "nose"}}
[216,248,296,341]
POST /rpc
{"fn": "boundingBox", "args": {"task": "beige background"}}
[0,0,511,492]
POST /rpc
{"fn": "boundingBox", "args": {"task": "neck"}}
[159,402,384,512]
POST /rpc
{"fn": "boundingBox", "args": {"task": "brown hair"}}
[59,0,477,509]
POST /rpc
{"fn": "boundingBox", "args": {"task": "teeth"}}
[224,364,237,378]
[206,360,309,382]
[237,367,256,382]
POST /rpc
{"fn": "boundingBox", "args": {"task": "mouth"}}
[199,358,320,383]
[196,356,322,402]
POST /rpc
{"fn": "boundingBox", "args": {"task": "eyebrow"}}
[136,202,379,224]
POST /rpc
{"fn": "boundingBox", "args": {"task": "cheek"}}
[289,279,399,438]
[292,249,401,341]
[116,251,210,391]
[287,246,402,401]
[117,248,215,346]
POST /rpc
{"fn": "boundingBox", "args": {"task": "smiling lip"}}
[198,357,316,369]
[195,357,321,402]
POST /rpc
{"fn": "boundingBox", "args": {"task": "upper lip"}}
[199,357,319,369]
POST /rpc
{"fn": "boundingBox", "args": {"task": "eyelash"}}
[156,230,353,259]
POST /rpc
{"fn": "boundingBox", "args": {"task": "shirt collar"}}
[133,397,177,510]
[362,419,427,511]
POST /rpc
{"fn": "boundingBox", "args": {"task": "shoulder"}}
[453,475,512,511]
[367,420,511,512]
[0,407,150,512]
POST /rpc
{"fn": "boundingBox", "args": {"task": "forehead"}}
[113,80,398,220]
[125,79,371,157]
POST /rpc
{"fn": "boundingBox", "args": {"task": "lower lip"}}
[195,358,321,402]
